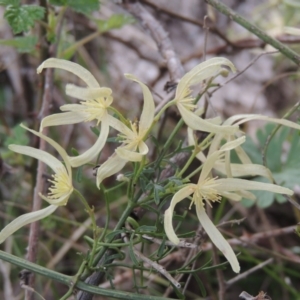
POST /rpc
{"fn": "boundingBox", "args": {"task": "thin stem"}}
[73,189,98,265]
[205,0,300,65]
[0,251,177,300]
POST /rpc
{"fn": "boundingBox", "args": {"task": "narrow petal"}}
[195,203,240,273]
[40,111,87,131]
[220,136,245,151]
[164,185,196,244]
[65,85,112,102]
[116,142,148,162]
[214,162,273,181]
[178,104,238,135]
[225,114,300,131]
[284,26,300,35]
[199,138,245,182]
[219,191,242,201]
[40,189,73,206]
[107,115,135,137]
[124,74,155,132]
[0,205,57,244]
[199,151,221,183]
[68,119,110,167]
[9,145,63,174]
[37,58,100,88]
[176,57,236,101]
[19,124,71,174]
[235,145,252,164]
[216,178,293,195]
[96,154,127,188]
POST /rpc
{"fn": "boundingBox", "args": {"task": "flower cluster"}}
[1,57,299,274]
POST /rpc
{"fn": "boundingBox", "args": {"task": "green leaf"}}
[5,4,45,34]
[192,273,207,297]
[4,124,29,147]
[50,0,100,14]
[136,225,157,233]
[0,36,37,53]
[96,14,135,32]
[129,235,139,265]
[0,0,19,6]
[240,123,300,208]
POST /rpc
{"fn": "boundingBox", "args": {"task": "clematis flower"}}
[164,138,293,273]
[206,114,300,180]
[37,58,113,167]
[96,74,154,188]
[0,124,73,244]
[174,57,239,135]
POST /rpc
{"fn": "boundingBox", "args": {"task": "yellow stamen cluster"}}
[47,170,72,205]
[80,97,111,125]
[191,177,222,209]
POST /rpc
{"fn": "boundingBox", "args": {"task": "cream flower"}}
[164,139,293,273]
[0,124,73,244]
[206,114,300,180]
[174,57,238,135]
[37,58,113,167]
[96,74,154,188]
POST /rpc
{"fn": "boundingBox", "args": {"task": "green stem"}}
[80,201,135,280]
[0,251,177,300]
[153,100,176,123]
[108,106,129,125]
[205,0,300,65]
[73,189,98,265]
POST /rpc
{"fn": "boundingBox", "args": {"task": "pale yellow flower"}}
[37,58,113,167]
[0,124,73,244]
[164,139,293,273]
[96,74,154,188]
[207,114,300,180]
[174,57,238,135]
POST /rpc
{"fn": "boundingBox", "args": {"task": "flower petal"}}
[68,118,110,167]
[116,142,148,162]
[164,185,196,244]
[216,178,293,195]
[176,57,236,101]
[37,58,100,88]
[40,111,87,131]
[214,162,273,181]
[9,145,64,174]
[65,85,112,102]
[108,115,135,137]
[18,124,71,174]
[0,205,57,244]
[40,189,73,206]
[96,154,127,188]
[178,104,238,135]
[124,74,155,133]
[225,114,300,131]
[195,202,240,273]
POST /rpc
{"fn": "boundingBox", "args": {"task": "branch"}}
[204,0,300,65]
[122,0,184,84]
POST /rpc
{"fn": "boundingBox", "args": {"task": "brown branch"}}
[227,258,273,286]
[122,0,184,84]
[24,5,66,299]
[140,0,234,45]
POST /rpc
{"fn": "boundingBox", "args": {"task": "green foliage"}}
[49,0,100,15]
[4,124,29,147]
[0,36,37,53]
[0,0,20,6]
[240,123,300,208]
[95,14,135,32]
[4,4,45,34]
